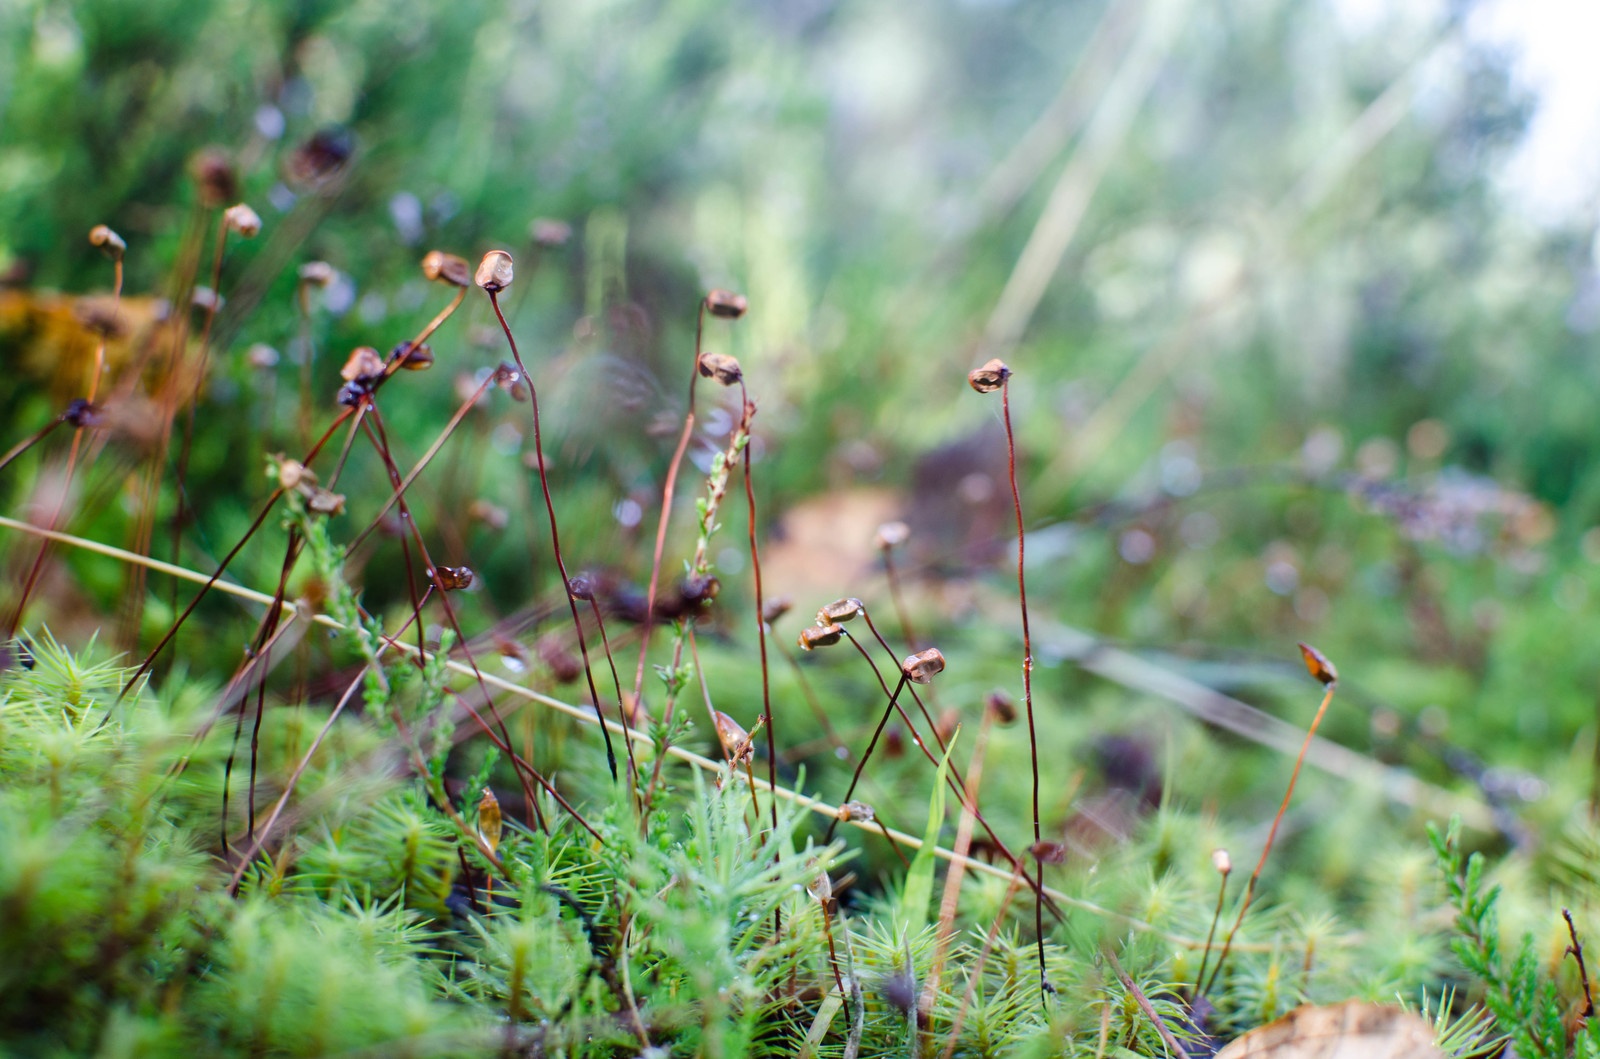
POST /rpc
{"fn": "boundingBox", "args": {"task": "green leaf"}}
[899,730,958,938]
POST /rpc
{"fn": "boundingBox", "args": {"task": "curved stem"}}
[739,388,777,834]
[860,609,946,755]
[487,291,618,784]
[824,671,908,845]
[1202,682,1338,996]
[1000,375,1047,998]
[631,301,706,708]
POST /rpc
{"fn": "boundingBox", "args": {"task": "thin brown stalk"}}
[1567,908,1595,1022]
[357,403,591,838]
[588,596,639,794]
[880,540,920,650]
[233,537,306,849]
[1203,682,1338,996]
[631,301,707,708]
[838,630,1011,867]
[241,540,307,844]
[171,219,232,611]
[124,207,210,648]
[7,252,125,636]
[179,600,307,770]
[824,671,908,845]
[922,707,993,1030]
[859,609,946,755]
[486,290,619,784]
[349,372,493,550]
[686,627,724,758]
[119,406,356,698]
[0,419,64,478]
[395,286,467,370]
[776,641,852,761]
[324,402,369,491]
[226,599,428,887]
[639,386,754,820]
[941,862,1026,1059]
[739,387,777,834]
[359,405,557,833]
[119,488,286,701]
[1107,948,1190,1059]
[999,373,1047,998]
[1191,861,1230,997]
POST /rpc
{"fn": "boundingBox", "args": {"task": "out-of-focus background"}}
[4,0,1600,903]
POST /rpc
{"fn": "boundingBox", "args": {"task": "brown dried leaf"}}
[1215,1001,1442,1059]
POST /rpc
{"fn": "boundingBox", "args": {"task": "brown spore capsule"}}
[223,203,262,237]
[340,346,385,384]
[1029,841,1067,865]
[304,488,347,516]
[190,147,238,206]
[837,800,875,822]
[88,225,126,260]
[1297,642,1338,686]
[901,647,946,685]
[697,351,743,386]
[475,250,514,293]
[761,595,793,625]
[421,250,472,287]
[298,261,336,287]
[798,623,844,651]
[395,342,434,371]
[537,633,582,684]
[968,358,1012,394]
[816,598,863,624]
[985,689,1017,725]
[704,289,748,319]
[875,520,910,549]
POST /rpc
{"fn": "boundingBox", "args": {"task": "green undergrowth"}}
[5,618,1587,1057]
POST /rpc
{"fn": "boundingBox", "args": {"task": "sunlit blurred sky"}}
[1338,0,1600,224]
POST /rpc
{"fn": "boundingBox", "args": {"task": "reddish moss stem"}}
[1203,682,1337,995]
[486,291,619,785]
[999,374,1046,998]
[631,302,706,711]
[738,389,777,835]
[824,671,909,845]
